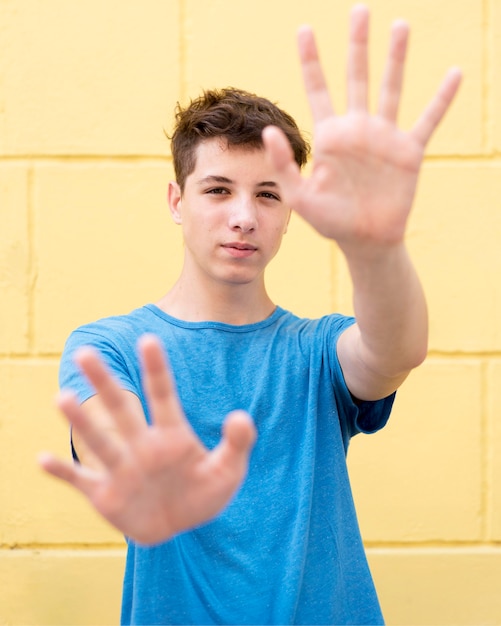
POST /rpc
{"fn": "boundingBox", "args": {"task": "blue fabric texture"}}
[60,304,395,625]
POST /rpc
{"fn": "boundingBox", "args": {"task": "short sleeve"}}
[59,327,140,404]
[324,314,396,441]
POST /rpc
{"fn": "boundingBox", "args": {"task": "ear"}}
[168,181,183,224]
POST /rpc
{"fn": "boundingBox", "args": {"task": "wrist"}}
[339,238,407,273]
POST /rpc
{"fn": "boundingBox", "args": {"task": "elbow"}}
[393,340,428,378]
[409,341,428,370]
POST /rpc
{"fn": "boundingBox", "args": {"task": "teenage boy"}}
[40,6,461,625]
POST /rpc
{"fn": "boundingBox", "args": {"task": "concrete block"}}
[1,546,500,626]
[266,213,333,317]
[0,359,125,545]
[184,0,481,155]
[368,547,501,625]
[405,163,501,352]
[335,162,501,352]
[0,165,30,353]
[0,0,179,155]
[348,358,483,542]
[488,359,501,539]
[33,162,182,353]
[492,0,501,151]
[0,549,124,626]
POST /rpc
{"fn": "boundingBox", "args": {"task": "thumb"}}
[209,411,256,479]
[223,410,256,452]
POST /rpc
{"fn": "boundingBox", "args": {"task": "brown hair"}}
[169,88,310,191]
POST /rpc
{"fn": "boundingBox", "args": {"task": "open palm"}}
[40,336,256,545]
[264,6,461,253]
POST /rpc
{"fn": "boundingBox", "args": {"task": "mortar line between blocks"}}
[26,163,36,355]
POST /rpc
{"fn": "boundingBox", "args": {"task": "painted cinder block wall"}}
[1,0,500,624]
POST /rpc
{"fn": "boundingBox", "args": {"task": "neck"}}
[156,272,276,326]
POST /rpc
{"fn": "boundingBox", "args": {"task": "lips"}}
[221,242,258,258]
[222,242,257,251]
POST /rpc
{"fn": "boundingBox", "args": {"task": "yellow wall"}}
[0,0,499,624]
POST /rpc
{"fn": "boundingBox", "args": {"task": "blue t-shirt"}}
[60,304,394,625]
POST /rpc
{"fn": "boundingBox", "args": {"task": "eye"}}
[258,191,280,201]
[206,187,230,195]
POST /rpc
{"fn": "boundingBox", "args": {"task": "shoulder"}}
[61,305,165,362]
[59,306,159,401]
[275,307,355,340]
[66,304,163,343]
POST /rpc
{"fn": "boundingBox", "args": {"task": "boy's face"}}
[168,138,291,288]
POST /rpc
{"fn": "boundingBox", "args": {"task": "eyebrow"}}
[196,175,279,188]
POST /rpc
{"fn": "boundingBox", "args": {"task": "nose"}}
[228,196,258,233]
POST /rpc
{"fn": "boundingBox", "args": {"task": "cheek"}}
[267,225,287,252]
[276,216,291,236]
[183,221,220,254]
[274,209,291,235]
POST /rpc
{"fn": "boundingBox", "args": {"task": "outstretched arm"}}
[39,335,256,545]
[263,5,461,400]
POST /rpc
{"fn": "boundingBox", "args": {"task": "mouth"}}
[221,242,258,258]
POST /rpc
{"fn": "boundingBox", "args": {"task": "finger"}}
[347,4,370,111]
[75,347,144,439]
[38,451,102,496]
[57,390,125,469]
[138,334,187,429]
[298,25,335,121]
[377,20,409,122]
[262,126,304,208]
[410,67,462,146]
[209,411,256,475]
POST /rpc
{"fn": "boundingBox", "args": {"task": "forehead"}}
[189,138,269,179]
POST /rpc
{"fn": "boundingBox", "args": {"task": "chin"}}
[218,270,262,286]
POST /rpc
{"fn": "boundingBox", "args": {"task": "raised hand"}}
[263,5,461,255]
[39,335,256,545]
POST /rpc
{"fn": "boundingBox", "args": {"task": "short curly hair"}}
[169,88,310,191]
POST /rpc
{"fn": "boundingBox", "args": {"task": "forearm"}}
[338,242,428,399]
